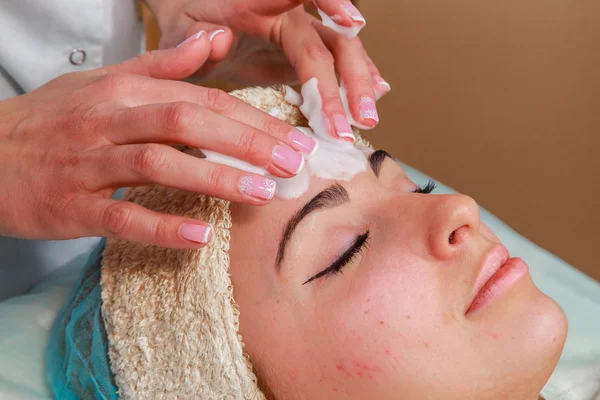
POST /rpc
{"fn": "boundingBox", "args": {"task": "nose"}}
[426,194,480,260]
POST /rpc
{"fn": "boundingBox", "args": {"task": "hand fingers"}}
[280,8,352,141]
[105,31,211,80]
[94,79,317,156]
[70,196,214,249]
[93,144,279,205]
[308,0,366,29]
[101,103,308,178]
[364,55,391,100]
[183,22,234,63]
[312,17,380,128]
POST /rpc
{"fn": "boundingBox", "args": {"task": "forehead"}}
[230,157,409,231]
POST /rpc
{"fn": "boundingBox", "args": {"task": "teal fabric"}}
[45,239,118,400]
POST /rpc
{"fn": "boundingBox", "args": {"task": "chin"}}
[469,272,568,394]
[509,274,569,394]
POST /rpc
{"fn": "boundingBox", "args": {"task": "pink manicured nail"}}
[179,223,212,244]
[272,145,304,174]
[333,115,355,141]
[208,29,225,41]
[359,97,379,123]
[177,30,207,48]
[374,75,391,92]
[289,130,317,155]
[239,176,276,200]
[341,2,366,25]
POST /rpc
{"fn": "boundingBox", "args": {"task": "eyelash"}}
[413,180,437,194]
[302,231,371,285]
[301,180,435,285]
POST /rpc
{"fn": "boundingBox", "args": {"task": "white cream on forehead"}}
[203,78,369,200]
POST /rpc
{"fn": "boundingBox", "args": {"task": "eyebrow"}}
[275,150,392,269]
[369,149,392,177]
[276,183,350,268]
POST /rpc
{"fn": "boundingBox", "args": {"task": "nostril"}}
[448,230,456,245]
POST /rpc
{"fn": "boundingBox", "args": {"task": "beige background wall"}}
[140,1,599,281]
[359,0,599,281]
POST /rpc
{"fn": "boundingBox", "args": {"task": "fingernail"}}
[374,75,391,92]
[179,223,212,244]
[272,145,304,174]
[341,2,366,25]
[289,130,317,155]
[177,30,207,48]
[239,176,276,200]
[359,97,379,123]
[209,29,225,41]
[333,115,355,141]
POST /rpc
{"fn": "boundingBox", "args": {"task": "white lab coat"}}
[0,0,144,300]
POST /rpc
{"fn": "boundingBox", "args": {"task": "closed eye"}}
[413,180,437,194]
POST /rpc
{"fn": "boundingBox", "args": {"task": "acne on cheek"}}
[334,359,382,380]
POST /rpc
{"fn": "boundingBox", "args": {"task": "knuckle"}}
[132,144,166,179]
[103,202,132,235]
[153,217,173,245]
[302,41,334,65]
[348,75,376,91]
[204,88,235,112]
[333,35,361,54]
[321,94,345,115]
[263,117,288,138]
[161,101,197,136]
[237,128,266,162]
[206,166,230,194]
[94,73,129,97]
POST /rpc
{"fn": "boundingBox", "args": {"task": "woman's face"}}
[229,151,567,400]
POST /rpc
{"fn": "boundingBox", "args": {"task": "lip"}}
[465,246,529,315]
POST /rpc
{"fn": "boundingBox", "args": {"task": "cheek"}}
[480,223,500,243]
[315,261,450,386]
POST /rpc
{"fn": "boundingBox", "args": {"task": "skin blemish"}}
[407,315,411,320]
[384,348,392,355]
[553,337,557,343]
[364,310,369,315]
[424,340,431,349]
[379,320,385,325]
[351,359,380,378]
[351,329,363,341]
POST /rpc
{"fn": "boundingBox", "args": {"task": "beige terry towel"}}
[100,85,368,399]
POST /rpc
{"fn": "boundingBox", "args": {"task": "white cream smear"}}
[316,7,365,38]
[203,78,370,200]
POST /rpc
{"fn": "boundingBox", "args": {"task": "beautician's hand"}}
[148,0,391,139]
[0,36,313,248]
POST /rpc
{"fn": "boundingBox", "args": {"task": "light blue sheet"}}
[0,168,598,400]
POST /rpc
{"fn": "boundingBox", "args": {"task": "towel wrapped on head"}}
[47,85,369,399]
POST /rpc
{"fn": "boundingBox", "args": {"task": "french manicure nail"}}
[179,223,212,244]
[374,75,391,92]
[341,2,366,25]
[239,176,276,200]
[333,115,355,141]
[209,29,225,41]
[289,130,317,155]
[272,145,304,175]
[177,30,207,48]
[359,97,379,123]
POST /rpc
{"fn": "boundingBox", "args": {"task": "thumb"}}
[105,31,211,80]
